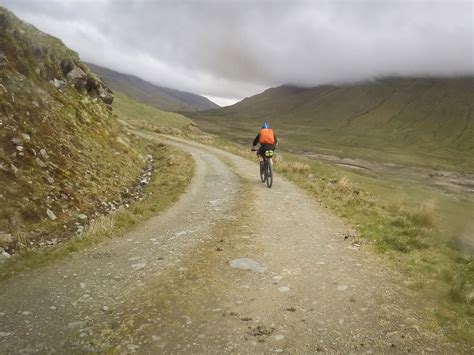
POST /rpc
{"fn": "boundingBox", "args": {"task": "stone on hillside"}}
[15,145,24,152]
[11,138,21,146]
[10,164,18,176]
[39,149,49,160]
[21,133,31,142]
[0,232,13,245]
[49,78,66,90]
[35,157,47,168]
[77,214,87,220]
[229,258,265,273]
[131,262,146,271]
[0,51,7,63]
[116,136,129,147]
[68,321,86,330]
[67,67,88,89]
[0,248,11,263]
[46,208,57,221]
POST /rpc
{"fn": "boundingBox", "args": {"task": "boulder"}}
[66,67,87,89]
[96,83,113,105]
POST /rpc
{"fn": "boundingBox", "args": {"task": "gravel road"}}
[0,133,468,353]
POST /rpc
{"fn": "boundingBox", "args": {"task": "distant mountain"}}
[86,63,219,112]
[189,77,474,171]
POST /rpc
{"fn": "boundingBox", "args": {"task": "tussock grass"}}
[276,156,311,175]
[0,144,194,280]
[407,200,436,228]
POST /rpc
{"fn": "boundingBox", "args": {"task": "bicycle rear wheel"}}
[266,160,273,188]
[260,161,266,183]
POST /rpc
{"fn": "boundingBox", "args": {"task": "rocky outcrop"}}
[95,82,113,105]
[61,65,114,105]
[66,67,88,89]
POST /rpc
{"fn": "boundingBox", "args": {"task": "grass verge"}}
[0,143,194,280]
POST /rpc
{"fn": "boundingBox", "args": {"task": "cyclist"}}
[252,122,278,172]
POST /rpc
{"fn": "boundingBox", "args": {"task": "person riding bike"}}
[252,122,278,171]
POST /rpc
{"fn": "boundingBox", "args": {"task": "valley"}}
[189,78,474,172]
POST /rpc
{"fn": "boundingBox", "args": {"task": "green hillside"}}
[0,7,145,249]
[113,91,194,132]
[189,78,474,171]
[87,63,219,112]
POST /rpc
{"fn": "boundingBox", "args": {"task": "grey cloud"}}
[1,0,472,103]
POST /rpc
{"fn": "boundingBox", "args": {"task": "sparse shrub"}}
[82,215,116,241]
[19,205,42,222]
[448,270,469,303]
[383,234,410,252]
[406,200,435,228]
[281,161,311,174]
[391,216,409,228]
[387,197,404,215]
[336,176,350,191]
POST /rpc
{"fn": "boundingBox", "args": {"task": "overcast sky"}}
[2,0,473,106]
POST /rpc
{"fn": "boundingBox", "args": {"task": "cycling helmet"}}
[261,122,270,129]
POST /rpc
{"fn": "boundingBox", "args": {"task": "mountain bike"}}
[252,148,274,188]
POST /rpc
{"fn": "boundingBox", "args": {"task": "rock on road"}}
[0,133,466,353]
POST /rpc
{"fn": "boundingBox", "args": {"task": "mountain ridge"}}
[86,62,219,112]
[188,77,474,171]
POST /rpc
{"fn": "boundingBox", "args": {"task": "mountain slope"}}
[86,63,219,112]
[0,7,146,249]
[189,78,474,171]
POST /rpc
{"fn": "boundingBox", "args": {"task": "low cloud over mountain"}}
[2,0,472,104]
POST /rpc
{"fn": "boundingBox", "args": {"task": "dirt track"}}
[0,133,468,353]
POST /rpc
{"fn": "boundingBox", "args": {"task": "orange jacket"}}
[258,128,275,144]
